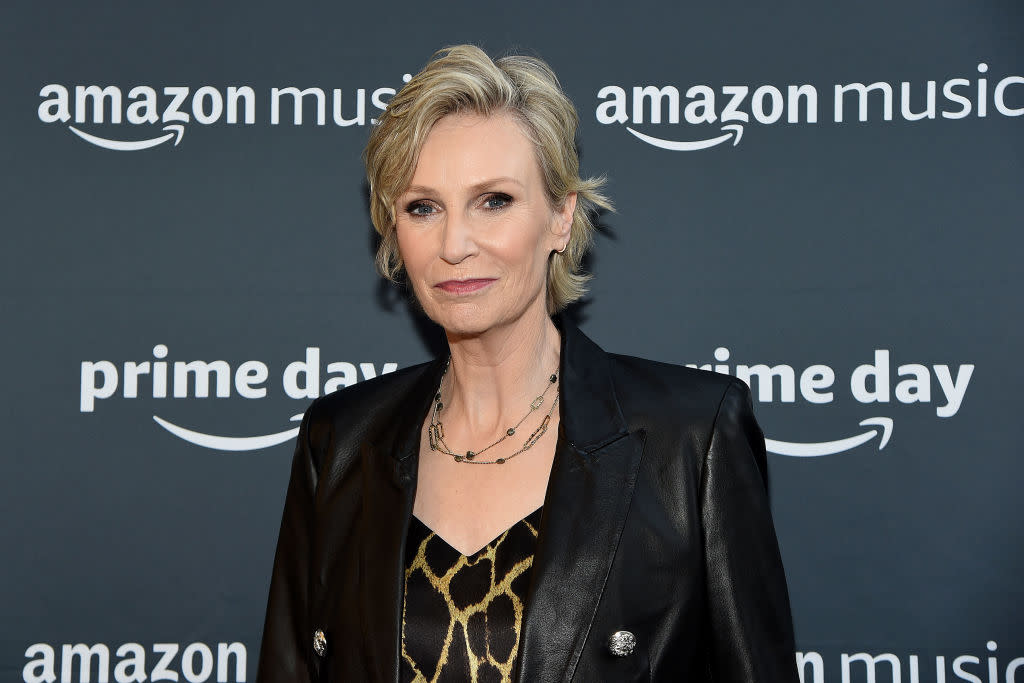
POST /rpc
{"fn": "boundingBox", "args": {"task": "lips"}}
[435,278,496,294]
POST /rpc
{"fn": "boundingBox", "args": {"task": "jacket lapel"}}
[358,358,444,682]
[515,429,647,682]
[516,317,648,682]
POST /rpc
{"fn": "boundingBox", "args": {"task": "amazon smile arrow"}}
[153,413,302,452]
[765,417,893,457]
[68,123,185,151]
[625,123,743,151]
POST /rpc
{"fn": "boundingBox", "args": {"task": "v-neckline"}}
[410,506,544,557]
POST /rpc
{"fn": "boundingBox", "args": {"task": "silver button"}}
[313,629,327,657]
[607,630,636,657]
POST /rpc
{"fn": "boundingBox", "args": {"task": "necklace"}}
[428,358,559,465]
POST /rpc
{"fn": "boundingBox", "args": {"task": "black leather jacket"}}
[256,317,799,682]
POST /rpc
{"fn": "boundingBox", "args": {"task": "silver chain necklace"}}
[427,358,559,465]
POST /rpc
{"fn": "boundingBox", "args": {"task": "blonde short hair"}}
[363,44,612,313]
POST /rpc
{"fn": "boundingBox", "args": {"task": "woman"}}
[256,45,798,682]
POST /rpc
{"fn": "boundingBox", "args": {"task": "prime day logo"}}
[80,345,396,451]
[685,346,973,458]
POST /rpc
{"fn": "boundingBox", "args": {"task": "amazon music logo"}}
[597,62,1023,151]
[796,639,1024,683]
[36,74,413,151]
[23,640,246,683]
[688,347,974,458]
[79,345,397,451]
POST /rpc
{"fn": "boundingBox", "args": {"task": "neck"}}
[443,305,561,435]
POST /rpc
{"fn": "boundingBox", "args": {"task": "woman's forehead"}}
[407,112,540,193]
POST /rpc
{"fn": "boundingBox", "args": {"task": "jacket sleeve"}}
[255,402,320,683]
[700,380,799,682]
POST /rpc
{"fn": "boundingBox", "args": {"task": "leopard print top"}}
[400,507,543,683]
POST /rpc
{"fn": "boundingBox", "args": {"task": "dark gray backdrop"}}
[3,1,1022,681]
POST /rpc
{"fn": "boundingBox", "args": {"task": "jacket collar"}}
[377,313,630,465]
[553,313,629,453]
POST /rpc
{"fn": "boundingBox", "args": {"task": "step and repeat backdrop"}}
[2,1,1022,681]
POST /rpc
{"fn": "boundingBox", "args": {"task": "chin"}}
[414,283,546,339]
[427,303,501,338]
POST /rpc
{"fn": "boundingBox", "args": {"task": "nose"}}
[439,209,477,265]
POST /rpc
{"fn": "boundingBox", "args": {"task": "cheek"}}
[510,222,553,281]
[395,227,428,273]
[497,210,555,268]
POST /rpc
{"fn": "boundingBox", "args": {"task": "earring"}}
[555,244,567,254]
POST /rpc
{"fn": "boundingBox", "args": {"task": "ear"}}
[553,191,577,250]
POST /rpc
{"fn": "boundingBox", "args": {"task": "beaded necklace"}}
[427,359,559,465]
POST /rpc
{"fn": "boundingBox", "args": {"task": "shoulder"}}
[607,352,745,408]
[299,359,437,452]
[606,352,754,432]
[309,359,434,416]
[603,353,764,483]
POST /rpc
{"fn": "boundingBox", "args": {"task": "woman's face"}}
[395,112,574,337]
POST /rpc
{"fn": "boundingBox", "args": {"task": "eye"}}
[483,193,513,210]
[405,200,437,217]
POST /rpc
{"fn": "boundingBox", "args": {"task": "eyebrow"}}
[403,176,525,196]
